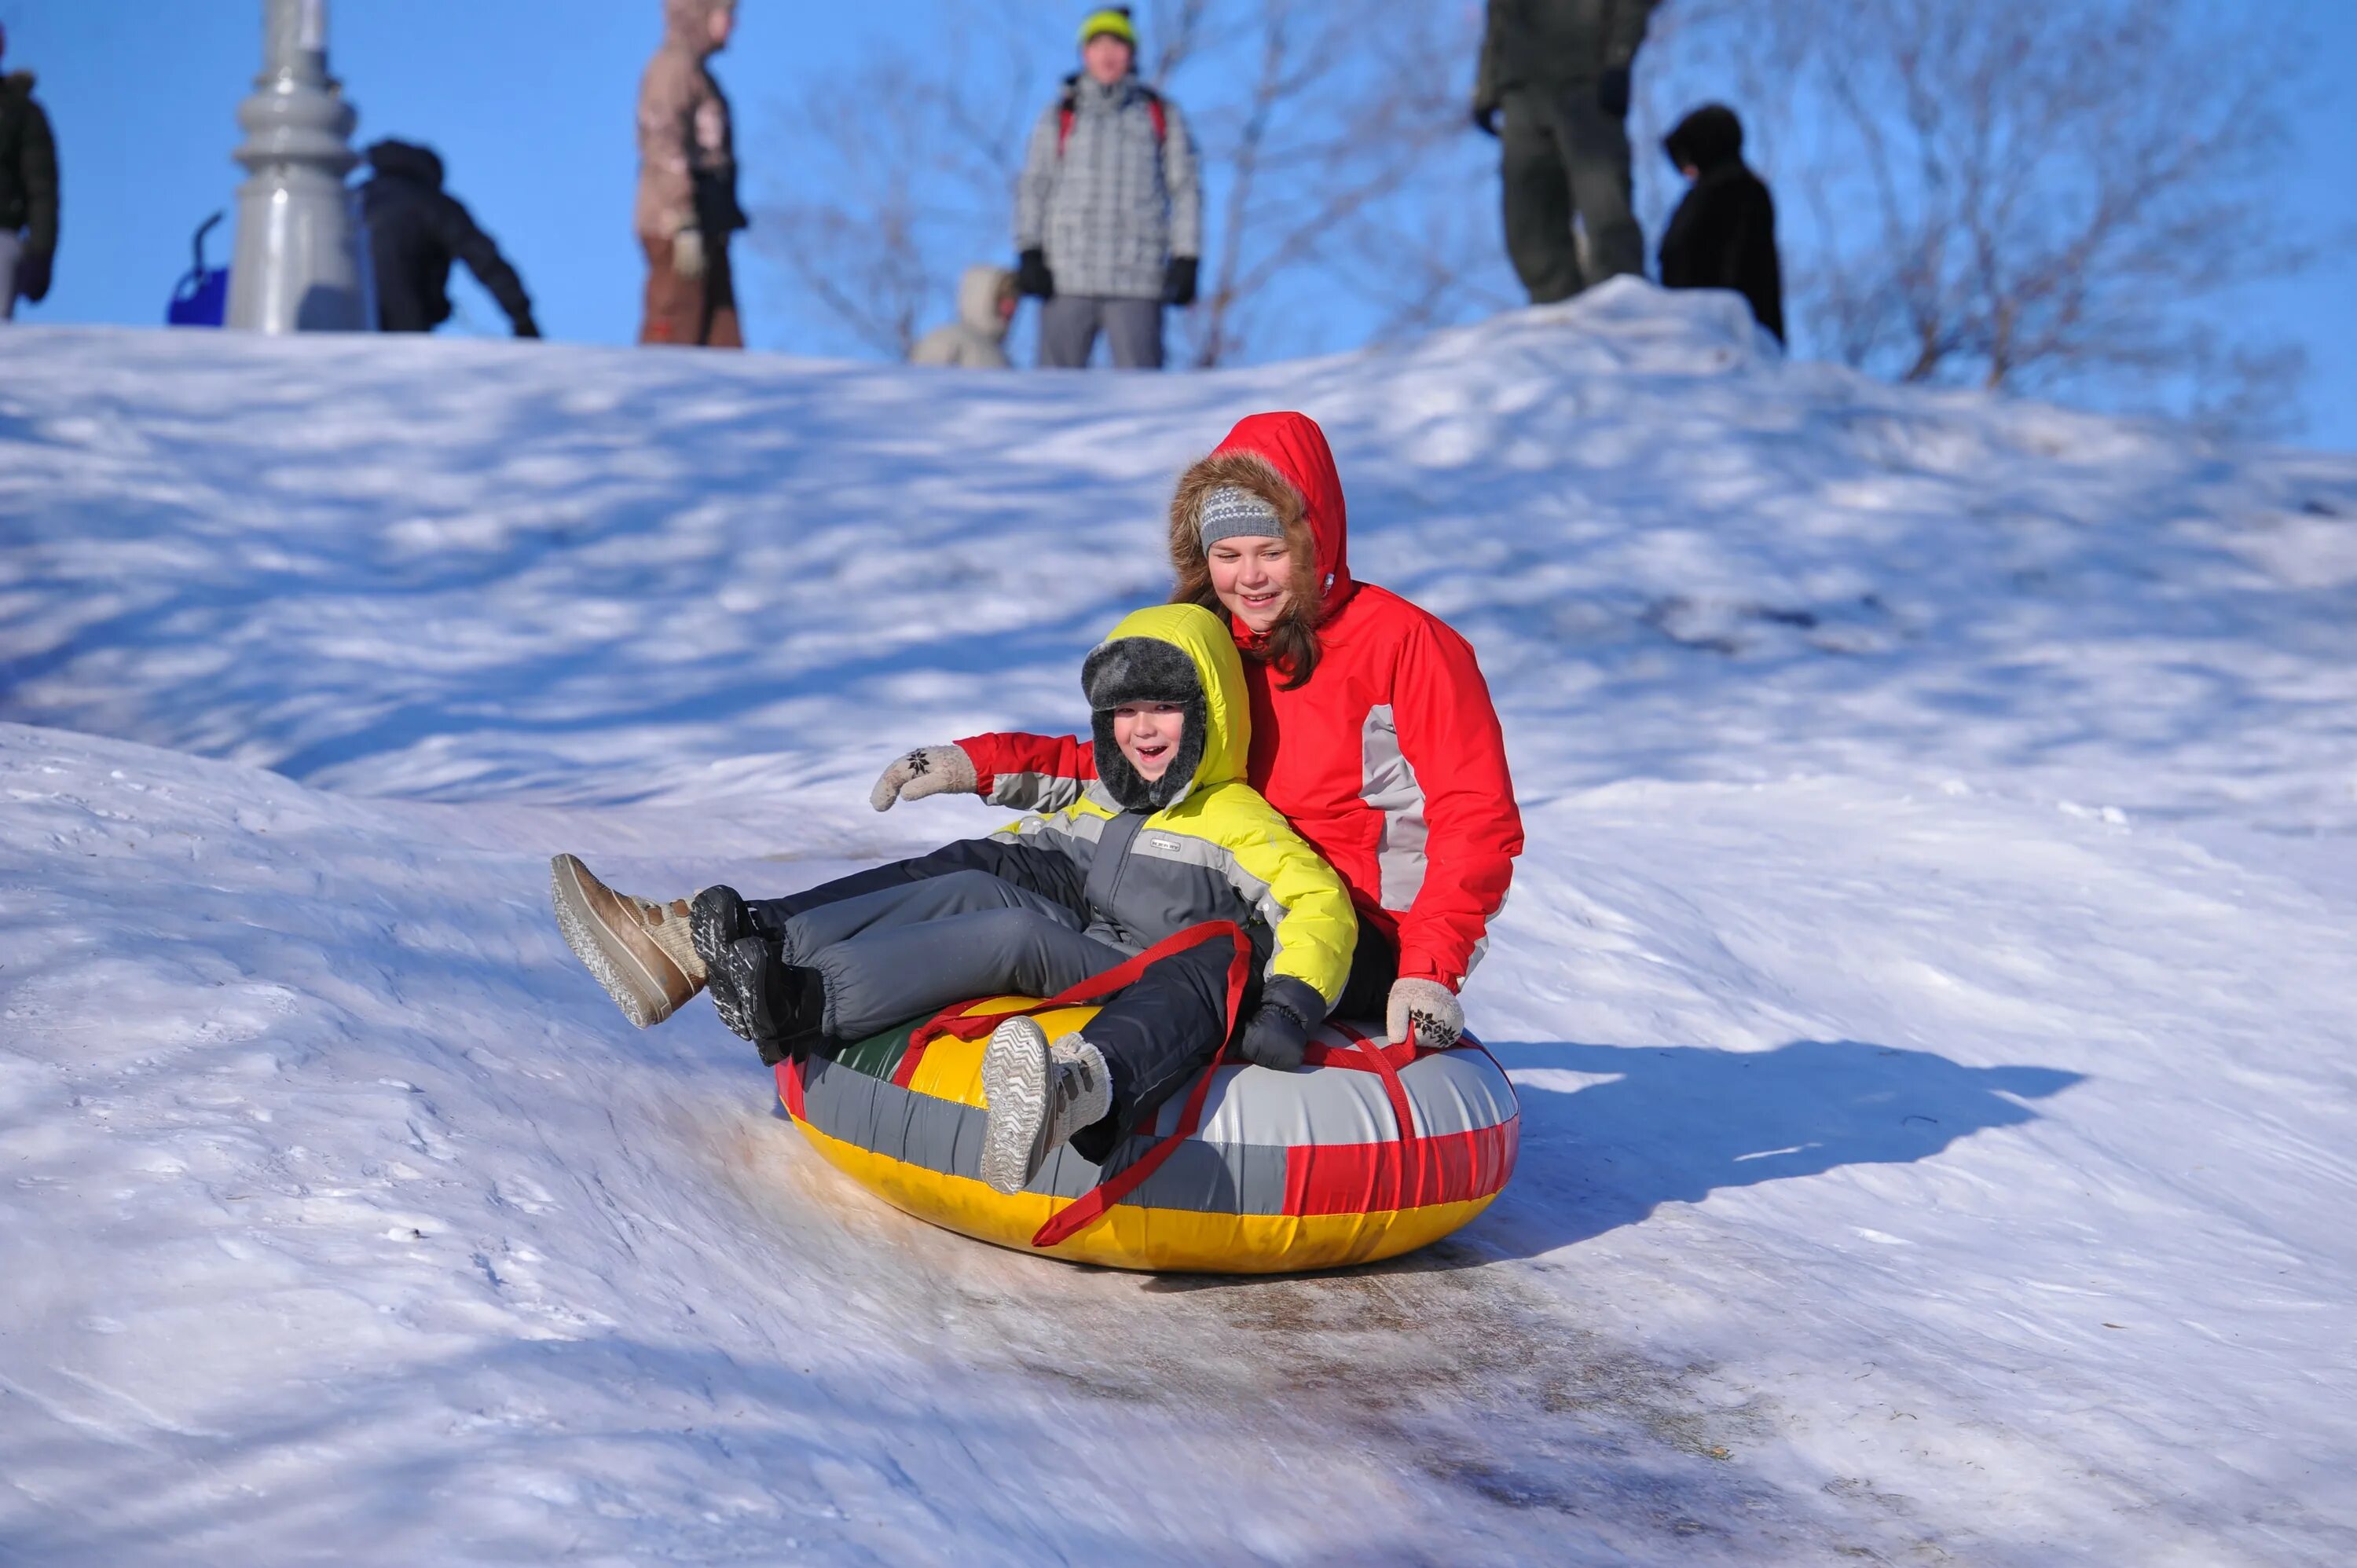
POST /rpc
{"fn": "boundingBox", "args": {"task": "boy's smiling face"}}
[1113,702,1187,782]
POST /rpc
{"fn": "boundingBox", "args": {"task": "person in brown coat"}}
[636,0,746,348]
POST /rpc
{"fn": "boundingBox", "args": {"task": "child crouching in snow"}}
[551,603,1356,1193]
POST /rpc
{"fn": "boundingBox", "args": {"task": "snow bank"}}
[2,284,2355,1563]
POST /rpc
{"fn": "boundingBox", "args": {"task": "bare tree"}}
[1159,0,1495,365]
[1644,0,2310,429]
[752,0,1039,359]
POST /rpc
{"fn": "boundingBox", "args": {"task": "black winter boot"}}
[691,885,759,1039]
[710,944,826,1068]
[696,885,829,1064]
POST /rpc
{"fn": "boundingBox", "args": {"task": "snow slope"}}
[3,284,2355,1564]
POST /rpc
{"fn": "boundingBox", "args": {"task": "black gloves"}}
[1237,976,1328,1072]
[1164,255,1199,307]
[1016,247,1055,300]
[1472,104,1499,137]
[16,247,53,305]
[1237,998,1311,1072]
[1598,66,1633,119]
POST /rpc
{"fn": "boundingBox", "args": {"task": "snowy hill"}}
[3,284,2355,1564]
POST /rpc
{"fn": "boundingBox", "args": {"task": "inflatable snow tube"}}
[775,997,1520,1274]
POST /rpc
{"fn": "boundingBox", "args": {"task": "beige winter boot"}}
[549,853,706,1028]
[979,1017,1113,1194]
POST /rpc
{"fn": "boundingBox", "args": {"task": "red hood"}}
[1209,411,1354,620]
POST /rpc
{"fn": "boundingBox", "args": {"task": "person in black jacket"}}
[1472,0,1657,303]
[1658,104,1783,343]
[0,23,60,321]
[360,140,539,337]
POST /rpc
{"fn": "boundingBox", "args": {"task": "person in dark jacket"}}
[0,23,60,321]
[1659,104,1783,343]
[1472,0,1655,304]
[359,140,538,338]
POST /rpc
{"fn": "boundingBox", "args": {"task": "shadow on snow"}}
[1466,1037,2080,1258]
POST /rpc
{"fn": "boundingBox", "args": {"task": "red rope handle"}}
[908,921,1249,1048]
[900,936,1467,1250]
[1028,922,1252,1248]
[894,920,1252,1091]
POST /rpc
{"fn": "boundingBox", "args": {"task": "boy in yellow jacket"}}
[552,603,1355,1193]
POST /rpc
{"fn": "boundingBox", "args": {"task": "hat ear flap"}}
[1091,709,1143,809]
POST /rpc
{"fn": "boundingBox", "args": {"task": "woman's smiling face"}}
[1206,537,1296,635]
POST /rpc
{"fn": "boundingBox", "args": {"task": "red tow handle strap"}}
[906,931,1461,1249]
[893,921,1252,1249]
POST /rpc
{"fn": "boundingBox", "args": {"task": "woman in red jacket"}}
[872,411,1523,1047]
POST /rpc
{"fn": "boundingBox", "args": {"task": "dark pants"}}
[1500,85,1644,303]
[638,234,743,348]
[1065,910,1399,1162]
[1037,294,1164,369]
[1332,912,1402,1020]
[749,852,1241,1156]
[1063,927,1244,1163]
[774,870,1127,1041]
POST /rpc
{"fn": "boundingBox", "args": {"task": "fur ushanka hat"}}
[1082,633,1206,811]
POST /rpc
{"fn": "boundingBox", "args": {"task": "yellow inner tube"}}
[776,999,1520,1274]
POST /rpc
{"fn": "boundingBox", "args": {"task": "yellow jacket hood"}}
[1025,602,1354,1005]
[1081,602,1250,811]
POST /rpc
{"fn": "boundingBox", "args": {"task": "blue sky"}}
[7,0,2353,450]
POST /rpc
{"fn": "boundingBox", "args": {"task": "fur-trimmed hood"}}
[1168,412,1354,628]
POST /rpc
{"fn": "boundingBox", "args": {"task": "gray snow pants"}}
[1037,294,1164,369]
[0,232,19,321]
[1500,85,1644,303]
[774,868,1131,1042]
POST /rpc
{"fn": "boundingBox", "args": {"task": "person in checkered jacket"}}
[1014,8,1201,371]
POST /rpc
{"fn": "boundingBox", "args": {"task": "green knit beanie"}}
[1077,7,1137,48]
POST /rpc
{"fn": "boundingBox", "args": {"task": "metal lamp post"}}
[227,0,369,332]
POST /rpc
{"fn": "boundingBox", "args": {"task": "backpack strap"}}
[1056,73,1080,156]
[1054,75,1168,157]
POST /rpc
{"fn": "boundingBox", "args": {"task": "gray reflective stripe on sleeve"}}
[988,771,1087,812]
[988,808,1111,848]
[1360,703,1429,912]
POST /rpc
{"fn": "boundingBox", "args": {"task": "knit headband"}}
[1197,484,1285,547]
